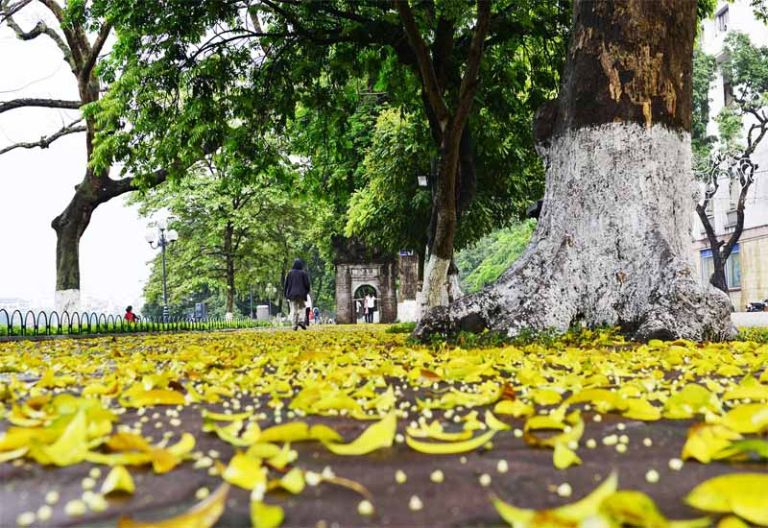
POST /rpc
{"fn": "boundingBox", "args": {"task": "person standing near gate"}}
[284,259,311,330]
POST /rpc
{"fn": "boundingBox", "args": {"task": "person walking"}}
[313,306,320,325]
[284,259,311,330]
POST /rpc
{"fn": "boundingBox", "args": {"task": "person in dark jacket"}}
[284,258,311,330]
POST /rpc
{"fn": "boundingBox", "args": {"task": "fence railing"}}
[0,308,275,338]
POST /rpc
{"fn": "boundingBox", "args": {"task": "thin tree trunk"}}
[415,0,734,342]
[224,223,235,317]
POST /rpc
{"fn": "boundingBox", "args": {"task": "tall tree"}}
[416,0,734,341]
[91,0,567,313]
[693,33,768,294]
[0,0,164,311]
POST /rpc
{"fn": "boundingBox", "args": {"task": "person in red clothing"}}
[124,306,138,323]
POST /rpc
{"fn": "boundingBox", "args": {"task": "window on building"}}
[716,6,729,33]
[700,244,741,289]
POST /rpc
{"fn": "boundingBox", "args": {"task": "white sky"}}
[0,10,154,311]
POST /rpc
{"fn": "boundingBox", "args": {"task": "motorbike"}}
[746,299,768,312]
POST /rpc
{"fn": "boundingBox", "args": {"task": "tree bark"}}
[224,222,235,316]
[415,0,734,342]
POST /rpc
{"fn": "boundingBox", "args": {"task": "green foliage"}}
[455,220,536,293]
[386,322,417,334]
[344,109,432,253]
[91,0,568,268]
[736,327,768,343]
[692,47,717,164]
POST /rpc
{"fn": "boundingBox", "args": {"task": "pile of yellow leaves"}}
[0,327,767,527]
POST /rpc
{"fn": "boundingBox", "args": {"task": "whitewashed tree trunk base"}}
[55,289,81,314]
[415,123,735,341]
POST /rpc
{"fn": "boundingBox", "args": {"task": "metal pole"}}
[161,230,169,322]
[249,289,254,318]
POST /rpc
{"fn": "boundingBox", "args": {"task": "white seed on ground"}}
[643,438,653,447]
[668,458,684,471]
[593,414,603,423]
[64,499,87,516]
[496,460,509,474]
[615,444,627,454]
[602,435,618,446]
[305,472,321,486]
[617,423,626,431]
[170,418,181,427]
[459,456,468,464]
[513,429,523,438]
[45,490,60,505]
[16,512,35,527]
[195,487,210,500]
[82,477,96,490]
[618,435,629,444]
[645,469,660,483]
[357,500,374,516]
[395,470,407,484]
[556,483,572,498]
[194,457,213,469]
[395,434,405,444]
[586,439,597,449]
[36,505,52,522]
[408,495,423,511]
[430,470,444,483]
[478,474,492,487]
[89,467,102,479]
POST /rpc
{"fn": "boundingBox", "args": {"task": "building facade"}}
[694,0,768,310]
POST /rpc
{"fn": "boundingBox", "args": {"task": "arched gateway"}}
[335,260,397,324]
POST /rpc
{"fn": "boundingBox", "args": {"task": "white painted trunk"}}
[420,255,451,313]
[416,123,734,341]
[55,289,81,314]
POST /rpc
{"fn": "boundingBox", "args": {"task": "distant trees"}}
[137,150,330,318]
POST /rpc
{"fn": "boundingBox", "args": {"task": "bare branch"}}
[0,0,31,23]
[1,0,75,68]
[0,119,85,156]
[0,97,81,114]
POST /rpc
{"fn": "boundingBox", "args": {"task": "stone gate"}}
[334,260,397,324]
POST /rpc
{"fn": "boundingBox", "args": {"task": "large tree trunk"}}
[52,189,95,313]
[415,0,734,341]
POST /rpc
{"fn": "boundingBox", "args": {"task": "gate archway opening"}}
[353,284,379,323]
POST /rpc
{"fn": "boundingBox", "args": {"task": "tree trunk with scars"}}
[396,0,490,313]
[415,0,734,341]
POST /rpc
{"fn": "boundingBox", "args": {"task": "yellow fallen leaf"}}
[406,429,495,455]
[600,490,709,527]
[278,467,305,494]
[493,400,534,418]
[101,465,135,495]
[201,409,252,422]
[120,387,186,408]
[118,482,229,528]
[720,403,768,434]
[223,453,267,490]
[247,443,282,459]
[35,409,88,466]
[553,443,581,469]
[493,472,618,526]
[682,424,742,463]
[251,501,284,528]
[485,410,511,431]
[622,398,661,421]
[717,515,750,528]
[0,446,27,463]
[258,422,341,443]
[685,473,768,525]
[266,443,297,470]
[324,413,396,455]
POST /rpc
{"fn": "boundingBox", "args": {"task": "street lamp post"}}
[145,219,178,321]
